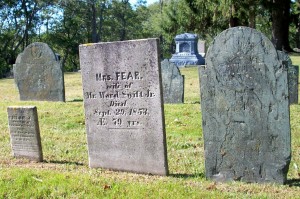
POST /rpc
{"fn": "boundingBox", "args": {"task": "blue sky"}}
[129,0,159,6]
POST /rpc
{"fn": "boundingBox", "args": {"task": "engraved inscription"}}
[7,106,43,161]
[95,71,142,81]
[8,113,38,152]
[79,39,168,175]
[85,70,153,130]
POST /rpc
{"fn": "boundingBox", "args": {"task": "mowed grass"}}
[0,57,300,198]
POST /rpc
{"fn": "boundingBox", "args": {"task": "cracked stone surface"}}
[199,27,291,184]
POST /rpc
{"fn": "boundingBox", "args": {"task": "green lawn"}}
[0,57,300,198]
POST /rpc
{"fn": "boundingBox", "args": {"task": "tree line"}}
[0,0,299,77]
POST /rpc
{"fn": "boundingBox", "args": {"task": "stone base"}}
[170,54,205,67]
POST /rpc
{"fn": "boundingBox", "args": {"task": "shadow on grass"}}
[170,173,205,179]
[68,98,83,102]
[287,178,300,187]
[47,160,84,166]
[185,101,200,104]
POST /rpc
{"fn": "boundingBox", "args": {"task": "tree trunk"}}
[271,0,293,51]
[249,5,256,28]
[91,2,99,43]
[98,3,104,42]
[296,15,300,49]
[229,16,239,27]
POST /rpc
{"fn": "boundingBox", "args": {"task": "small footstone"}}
[7,106,43,162]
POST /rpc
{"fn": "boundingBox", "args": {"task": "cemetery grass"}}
[0,63,299,198]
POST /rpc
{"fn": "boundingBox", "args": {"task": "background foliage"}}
[0,0,300,76]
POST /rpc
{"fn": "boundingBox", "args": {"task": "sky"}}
[129,0,159,6]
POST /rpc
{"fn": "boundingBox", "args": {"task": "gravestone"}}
[14,42,65,102]
[161,59,184,103]
[170,33,205,67]
[79,39,168,175]
[199,27,291,184]
[7,106,43,162]
[277,51,299,104]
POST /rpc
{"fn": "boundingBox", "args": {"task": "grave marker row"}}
[9,28,295,184]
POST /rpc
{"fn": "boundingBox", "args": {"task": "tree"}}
[44,0,88,71]
[0,0,55,77]
[269,0,293,51]
[185,0,294,51]
[108,0,136,41]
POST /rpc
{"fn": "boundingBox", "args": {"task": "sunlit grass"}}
[0,60,300,198]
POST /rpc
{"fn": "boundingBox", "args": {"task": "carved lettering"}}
[109,100,127,107]
[115,71,142,80]
[97,118,108,126]
[96,73,112,81]
[99,91,119,99]
[85,92,97,99]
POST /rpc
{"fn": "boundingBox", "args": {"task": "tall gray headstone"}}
[199,27,291,184]
[277,51,299,104]
[14,42,65,102]
[161,59,184,103]
[7,106,43,162]
[79,39,168,175]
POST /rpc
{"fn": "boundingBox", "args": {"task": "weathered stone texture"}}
[14,42,65,102]
[161,59,184,103]
[79,39,168,175]
[199,27,291,184]
[7,106,43,162]
[277,51,299,104]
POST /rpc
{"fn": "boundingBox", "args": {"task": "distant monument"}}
[161,59,184,103]
[170,33,205,67]
[79,39,168,175]
[199,27,291,184]
[14,42,65,102]
[7,106,43,162]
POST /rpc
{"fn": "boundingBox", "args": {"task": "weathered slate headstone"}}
[161,59,184,103]
[199,27,291,184]
[170,33,205,67]
[277,51,299,104]
[7,106,43,162]
[79,39,168,175]
[14,42,65,102]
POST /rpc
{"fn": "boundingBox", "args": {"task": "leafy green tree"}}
[0,0,55,77]
[43,0,88,71]
[106,0,137,41]
[185,0,294,51]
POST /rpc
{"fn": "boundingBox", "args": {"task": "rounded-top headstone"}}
[161,59,184,103]
[200,26,291,184]
[14,42,65,102]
